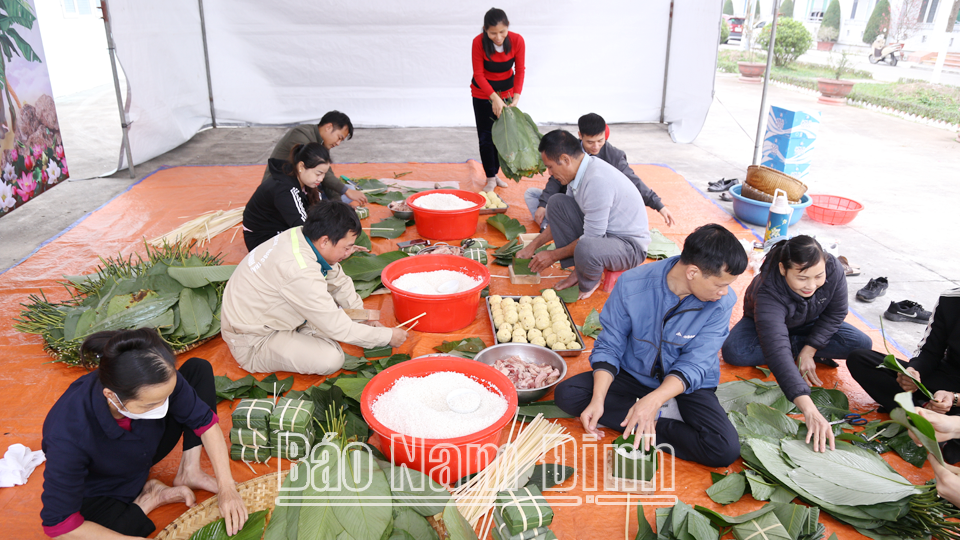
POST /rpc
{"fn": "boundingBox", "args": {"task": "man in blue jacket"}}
[554,224,748,467]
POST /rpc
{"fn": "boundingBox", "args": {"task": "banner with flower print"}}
[0,0,69,218]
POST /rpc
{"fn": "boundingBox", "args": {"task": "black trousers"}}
[554,370,741,467]
[472,97,500,177]
[847,349,960,463]
[80,357,216,537]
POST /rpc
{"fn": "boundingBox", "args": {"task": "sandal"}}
[719,192,733,202]
[838,255,860,277]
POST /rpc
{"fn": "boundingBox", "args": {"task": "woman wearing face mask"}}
[721,236,872,453]
[471,7,526,192]
[40,329,247,539]
[242,142,331,251]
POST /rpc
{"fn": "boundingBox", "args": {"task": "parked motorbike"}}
[869,38,904,66]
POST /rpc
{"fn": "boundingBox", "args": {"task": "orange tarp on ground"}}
[0,161,929,539]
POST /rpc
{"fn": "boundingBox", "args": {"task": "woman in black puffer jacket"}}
[721,235,872,452]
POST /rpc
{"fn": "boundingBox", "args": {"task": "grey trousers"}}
[523,188,547,230]
[547,194,646,292]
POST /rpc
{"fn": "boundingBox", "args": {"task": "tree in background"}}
[946,0,960,32]
[757,17,813,66]
[723,0,734,16]
[818,0,842,42]
[780,0,795,18]
[863,0,891,44]
[756,0,762,17]
[890,0,925,42]
[721,17,731,43]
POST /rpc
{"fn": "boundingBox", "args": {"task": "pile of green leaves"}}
[345,176,432,208]
[262,433,475,539]
[486,214,526,241]
[434,338,486,359]
[491,106,546,181]
[516,400,574,422]
[15,243,234,367]
[341,250,409,298]
[578,309,602,338]
[188,509,268,540]
[215,373,293,403]
[695,502,827,540]
[368,217,409,239]
[492,238,523,266]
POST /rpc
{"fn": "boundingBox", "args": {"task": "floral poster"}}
[0,0,69,218]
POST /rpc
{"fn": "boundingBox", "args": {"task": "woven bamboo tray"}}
[155,471,287,540]
[745,165,807,202]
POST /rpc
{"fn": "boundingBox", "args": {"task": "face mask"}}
[111,395,169,420]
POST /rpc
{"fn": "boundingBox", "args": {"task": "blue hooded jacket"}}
[590,256,737,392]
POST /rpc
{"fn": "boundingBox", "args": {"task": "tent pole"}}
[99,0,135,178]
[197,0,217,128]
[752,0,781,166]
[659,0,675,124]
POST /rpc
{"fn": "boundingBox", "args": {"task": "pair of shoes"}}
[482,177,498,192]
[719,192,733,202]
[838,255,860,276]
[814,357,839,368]
[883,300,932,324]
[707,178,740,192]
[856,276,888,302]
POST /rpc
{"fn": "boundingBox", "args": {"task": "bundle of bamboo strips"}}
[452,414,571,537]
[149,207,245,247]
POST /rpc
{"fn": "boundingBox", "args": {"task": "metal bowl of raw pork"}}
[473,343,567,403]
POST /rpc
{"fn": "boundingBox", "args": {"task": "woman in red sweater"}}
[471,8,525,192]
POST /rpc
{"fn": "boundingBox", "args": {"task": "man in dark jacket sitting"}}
[523,113,674,231]
[554,224,747,467]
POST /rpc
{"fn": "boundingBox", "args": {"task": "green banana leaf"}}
[745,470,778,501]
[636,503,656,540]
[368,217,408,239]
[490,106,546,181]
[646,228,681,260]
[885,431,927,467]
[746,403,800,437]
[364,345,393,358]
[882,392,944,465]
[380,461,452,517]
[367,190,407,207]
[441,502,479,540]
[342,353,367,371]
[355,230,373,250]
[434,338,486,359]
[526,464,575,492]
[694,503,777,528]
[579,309,602,338]
[706,471,746,505]
[167,265,237,288]
[87,292,180,336]
[486,214,526,241]
[517,400,574,419]
[297,447,345,539]
[878,355,933,399]
[179,287,214,340]
[333,449,393,540]
[731,512,791,540]
[342,251,408,283]
[187,509,267,540]
[333,377,370,401]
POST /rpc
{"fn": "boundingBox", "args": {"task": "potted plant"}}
[817,51,856,104]
[816,0,841,50]
[737,0,767,82]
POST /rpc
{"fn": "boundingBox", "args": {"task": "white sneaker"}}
[482,177,497,192]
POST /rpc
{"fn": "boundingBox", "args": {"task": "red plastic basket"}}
[806,195,863,225]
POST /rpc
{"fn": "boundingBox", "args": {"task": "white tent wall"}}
[106,0,721,166]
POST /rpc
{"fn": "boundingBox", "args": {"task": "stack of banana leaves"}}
[340,248,408,299]
[14,243,235,367]
[345,176,432,208]
[491,106,546,181]
[716,378,960,540]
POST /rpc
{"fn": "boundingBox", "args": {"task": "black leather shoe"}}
[707,178,740,192]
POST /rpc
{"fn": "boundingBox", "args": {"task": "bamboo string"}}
[396,312,427,329]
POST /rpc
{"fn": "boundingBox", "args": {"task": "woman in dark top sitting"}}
[242,142,331,251]
[721,235,872,452]
[40,329,247,538]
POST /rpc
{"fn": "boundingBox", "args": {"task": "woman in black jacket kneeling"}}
[721,235,872,452]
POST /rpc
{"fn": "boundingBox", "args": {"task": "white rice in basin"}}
[412,193,475,210]
[392,269,483,295]
[370,372,508,439]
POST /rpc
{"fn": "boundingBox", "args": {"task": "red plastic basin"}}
[360,356,518,484]
[381,254,490,333]
[407,189,485,240]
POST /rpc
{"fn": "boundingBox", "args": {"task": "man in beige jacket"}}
[221,201,407,374]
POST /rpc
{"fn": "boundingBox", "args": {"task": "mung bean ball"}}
[513,335,528,344]
[512,328,527,339]
[519,296,533,305]
[559,330,577,344]
[492,306,503,319]
[566,342,581,349]
[497,327,512,342]
[531,336,547,347]
[535,315,550,330]
[551,341,565,351]
[542,289,558,302]
[545,334,558,347]
[548,306,565,318]
[551,320,569,334]
[489,295,502,306]
[532,296,546,305]
[502,297,516,307]
[499,322,513,335]
[520,314,536,331]
[504,311,519,324]
[493,314,504,328]
[527,328,543,340]
[542,327,555,338]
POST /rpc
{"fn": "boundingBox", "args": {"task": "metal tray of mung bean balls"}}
[484,294,585,357]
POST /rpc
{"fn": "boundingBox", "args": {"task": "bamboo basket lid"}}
[745,165,807,202]
[155,471,287,540]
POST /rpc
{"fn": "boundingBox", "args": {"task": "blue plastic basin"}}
[729,185,812,226]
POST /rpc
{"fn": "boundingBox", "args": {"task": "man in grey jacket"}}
[523,113,675,231]
[517,130,650,300]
